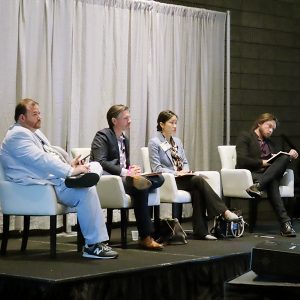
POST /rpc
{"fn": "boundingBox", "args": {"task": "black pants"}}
[252,155,291,224]
[123,175,164,238]
[176,175,227,237]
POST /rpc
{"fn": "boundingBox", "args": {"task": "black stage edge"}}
[1,220,300,300]
[224,271,300,300]
[0,252,249,300]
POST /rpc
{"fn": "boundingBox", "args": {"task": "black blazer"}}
[236,131,277,172]
[90,128,130,175]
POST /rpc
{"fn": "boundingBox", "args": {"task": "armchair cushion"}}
[0,181,73,215]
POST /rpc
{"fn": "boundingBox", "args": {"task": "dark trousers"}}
[252,155,291,224]
[123,175,164,238]
[176,175,227,237]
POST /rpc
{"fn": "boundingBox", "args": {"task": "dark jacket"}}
[236,131,277,171]
[90,128,130,175]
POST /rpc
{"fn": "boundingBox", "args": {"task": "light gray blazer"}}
[148,132,189,174]
[0,124,71,185]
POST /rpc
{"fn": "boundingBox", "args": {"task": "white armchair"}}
[71,148,160,248]
[0,161,76,258]
[141,147,221,221]
[218,145,294,232]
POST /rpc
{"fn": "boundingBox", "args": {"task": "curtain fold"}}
[0,0,226,229]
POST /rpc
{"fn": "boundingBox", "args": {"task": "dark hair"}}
[251,113,279,131]
[14,98,39,122]
[156,110,178,131]
[106,104,129,129]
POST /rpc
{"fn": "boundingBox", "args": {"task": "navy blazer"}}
[90,128,130,175]
[148,132,189,174]
[236,131,277,171]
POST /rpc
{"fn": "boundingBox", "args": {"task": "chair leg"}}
[249,199,258,233]
[1,214,10,256]
[153,205,160,233]
[21,216,30,252]
[50,215,57,258]
[62,214,67,232]
[225,197,232,209]
[148,206,153,218]
[172,203,183,223]
[106,209,113,238]
[77,219,84,252]
[120,208,128,249]
[284,197,295,219]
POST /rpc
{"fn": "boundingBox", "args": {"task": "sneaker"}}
[82,243,118,259]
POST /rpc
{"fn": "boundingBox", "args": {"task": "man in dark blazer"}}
[236,113,298,237]
[90,104,164,250]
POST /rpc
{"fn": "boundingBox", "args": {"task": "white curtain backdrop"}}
[0,0,226,230]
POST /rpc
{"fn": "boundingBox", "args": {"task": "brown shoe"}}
[126,176,152,190]
[139,236,164,250]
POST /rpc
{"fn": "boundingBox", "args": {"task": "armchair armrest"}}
[97,175,131,208]
[220,169,253,198]
[279,169,294,197]
[280,169,294,187]
[194,171,221,197]
[0,181,71,215]
[160,173,178,201]
[160,173,191,203]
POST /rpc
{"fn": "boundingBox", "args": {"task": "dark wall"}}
[159,0,300,151]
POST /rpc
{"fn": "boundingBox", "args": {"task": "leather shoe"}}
[126,176,152,190]
[65,173,100,188]
[139,236,164,250]
[246,183,263,198]
[280,221,296,237]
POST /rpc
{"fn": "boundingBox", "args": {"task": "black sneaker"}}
[246,183,263,198]
[65,173,100,188]
[82,243,118,259]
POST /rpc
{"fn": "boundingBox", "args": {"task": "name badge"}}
[160,141,171,152]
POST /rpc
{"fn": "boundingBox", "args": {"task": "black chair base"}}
[1,214,82,258]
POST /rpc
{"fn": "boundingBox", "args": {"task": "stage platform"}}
[1,220,300,300]
[224,270,300,299]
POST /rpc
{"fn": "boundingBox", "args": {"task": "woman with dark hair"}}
[236,112,298,237]
[148,110,239,240]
